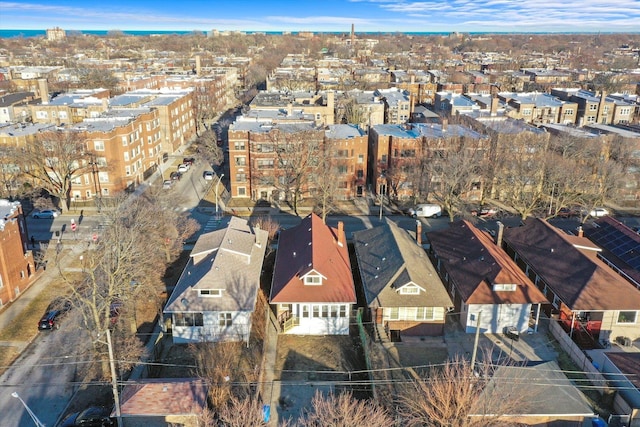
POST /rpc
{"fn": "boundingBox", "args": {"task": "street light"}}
[215,174,225,218]
[11,392,45,427]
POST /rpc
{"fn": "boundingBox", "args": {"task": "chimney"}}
[337,221,345,247]
[351,23,354,47]
[577,226,583,237]
[490,95,499,116]
[495,221,504,247]
[38,78,49,105]
[442,118,448,132]
[416,220,422,246]
[196,55,201,75]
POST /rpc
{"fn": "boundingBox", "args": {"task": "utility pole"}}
[470,310,482,373]
[96,329,122,427]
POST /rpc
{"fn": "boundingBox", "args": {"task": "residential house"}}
[270,213,356,335]
[434,92,481,116]
[352,219,452,338]
[0,92,36,123]
[503,218,640,348]
[30,87,111,126]
[471,361,596,426]
[584,216,640,291]
[336,90,385,129]
[0,200,35,310]
[601,353,640,424]
[164,216,268,343]
[116,378,208,427]
[427,220,548,334]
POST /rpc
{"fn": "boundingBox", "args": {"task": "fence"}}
[549,318,610,395]
[356,309,375,396]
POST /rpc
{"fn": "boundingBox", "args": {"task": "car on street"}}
[183,157,196,166]
[162,179,174,190]
[60,406,115,427]
[408,204,442,218]
[177,163,190,173]
[471,206,499,217]
[203,170,214,180]
[169,171,182,181]
[31,209,59,219]
[586,207,610,217]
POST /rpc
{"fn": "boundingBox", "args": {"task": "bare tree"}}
[491,132,551,220]
[424,136,486,222]
[267,126,323,216]
[193,80,226,135]
[398,357,530,427]
[20,129,90,211]
[60,192,190,377]
[299,391,393,427]
[193,130,224,167]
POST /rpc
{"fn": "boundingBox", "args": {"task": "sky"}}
[0,0,639,33]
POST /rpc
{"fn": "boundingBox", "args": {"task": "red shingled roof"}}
[270,213,356,303]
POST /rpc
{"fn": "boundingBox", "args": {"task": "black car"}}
[169,171,182,181]
[60,406,115,427]
[38,310,62,330]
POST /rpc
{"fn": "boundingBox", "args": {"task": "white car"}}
[589,207,609,217]
[203,171,214,181]
[31,209,59,219]
[162,180,173,190]
[177,164,189,173]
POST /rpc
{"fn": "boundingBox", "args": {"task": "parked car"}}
[471,206,499,217]
[203,170,214,180]
[60,406,115,427]
[585,207,610,217]
[408,204,442,218]
[162,179,174,190]
[177,163,190,173]
[31,209,59,219]
[183,157,196,166]
[169,171,182,181]
[38,310,63,330]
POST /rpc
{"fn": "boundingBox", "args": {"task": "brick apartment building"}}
[228,121,368,202]
[0,200,35,310]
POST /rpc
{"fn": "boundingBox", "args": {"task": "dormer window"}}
[399,285,420,295]
[305,275,322,285]
[200,289,222,297]
[493,284,517,292]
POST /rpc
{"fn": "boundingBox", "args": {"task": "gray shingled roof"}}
[164,216,268,313]
[353,219,452,309]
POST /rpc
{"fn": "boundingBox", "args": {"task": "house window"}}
[234,142,246,150]
[304,275,322,285]
[589,104,598,111]
[219,312,233,327]
[399,285,420,295]
[94,141,105,151]
[312,305,320,318]
[235,156,246,166]
[322,305,329,317]
[330,306,338,318]
[302,305,309,318]
[617,311,637,324]
[237,187,246,196]
[199,289,222,297]
[564,109,574,115]
[387,307,399,320]
[339,305,347,318]
[174,313,203,327]
[552,294,561,309]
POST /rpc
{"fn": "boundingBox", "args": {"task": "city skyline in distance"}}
[0,0,639,34]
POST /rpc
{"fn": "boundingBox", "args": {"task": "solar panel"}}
[586,220,640,270]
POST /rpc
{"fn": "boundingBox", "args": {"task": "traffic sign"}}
[71,222,77,232]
